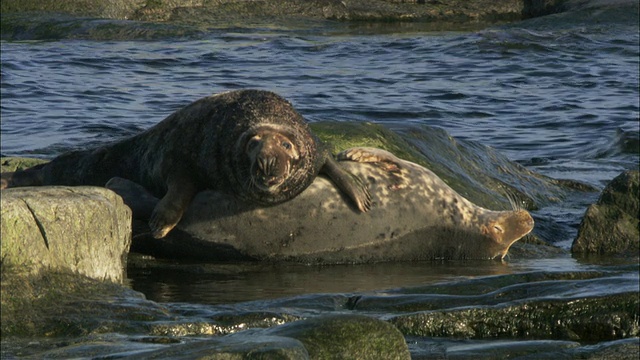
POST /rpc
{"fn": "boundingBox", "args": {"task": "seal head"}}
[232,124,309,204]
[245,127,300,192]
[479,209,535,260]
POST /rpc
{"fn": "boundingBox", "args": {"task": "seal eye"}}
[493,225,504,234]
[246,138,261,152]
[281,141,292,150]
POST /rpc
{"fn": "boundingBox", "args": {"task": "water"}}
[127,256,627,306]
[2,14,638,185]
[1,0,638,316]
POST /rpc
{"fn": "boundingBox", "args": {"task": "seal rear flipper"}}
[149,174,198,239]
[1,166,45,189]
[320,156,372,212]
[105,177,159,220]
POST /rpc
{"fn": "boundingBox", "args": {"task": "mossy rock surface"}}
[0,270,169,338]
[1,157,48,172]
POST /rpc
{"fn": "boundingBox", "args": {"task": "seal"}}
[0,90,371,238]
[108,147,534,263]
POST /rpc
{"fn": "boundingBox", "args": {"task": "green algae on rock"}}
[2,265,638,358]
[264,314,411,360]
[1,157,48,173]
[384,268,640,342]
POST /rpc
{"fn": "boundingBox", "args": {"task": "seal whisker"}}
[504,189,522,211]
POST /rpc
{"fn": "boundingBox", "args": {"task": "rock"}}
[129,314,410,360]
[2,266,637,358]
[122,335,310,359]
[0,0,568,25]
[1,156,48,172]
[0,0,143,19]
[515,338,640,360]
[572,170,639,255]
[0,186,132,282]
[264,314,411,360]
[2,1,637,41]
[388,280,639,342]
[0,271,170,338]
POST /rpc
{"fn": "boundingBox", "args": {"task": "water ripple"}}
[1,14,638,182]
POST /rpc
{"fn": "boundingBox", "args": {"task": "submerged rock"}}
[263,314,410,360]
[572,170,639,255]
[0,271,170,338]
[3,265,636,359]
[386,269,639,342]
[132,314,410,360]
[122,335,310,359]
[0,186,132,282]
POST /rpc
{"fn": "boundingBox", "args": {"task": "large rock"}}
[572,170,639,255]
[0,0,568,24]
[1,186,132,282]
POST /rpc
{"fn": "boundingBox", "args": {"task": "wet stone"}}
[573,170,640,255]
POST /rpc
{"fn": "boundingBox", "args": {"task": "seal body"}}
[111,147,534,263]
[2,90,370,238]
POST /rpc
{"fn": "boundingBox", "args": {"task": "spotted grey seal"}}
[0,90,371,238]
[109,147,534,263]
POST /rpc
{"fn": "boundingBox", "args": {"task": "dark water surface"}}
[1,0,639,338]
[128,256,633,306]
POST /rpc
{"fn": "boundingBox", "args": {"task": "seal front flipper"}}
[149,174,198,239]
[320,156,371,212]
[337,147,403,173]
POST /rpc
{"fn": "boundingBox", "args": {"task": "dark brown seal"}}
[1,90,371,238]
